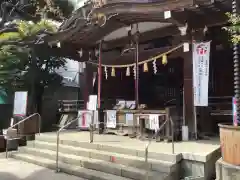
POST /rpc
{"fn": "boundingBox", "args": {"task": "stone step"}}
[12,153,132,180]
[18,147,170,180]
[27,140,177,174]
[35,134,181,163]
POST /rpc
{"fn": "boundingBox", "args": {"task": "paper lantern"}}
[143,63,148,72]
[162,54,168,65]
[126,67,130,76]
[111,67,116,77]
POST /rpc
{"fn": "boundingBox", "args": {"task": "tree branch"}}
[0,2,9,28]
[0,1,39,28]
[0,39,32,47]
[0,27,18,34]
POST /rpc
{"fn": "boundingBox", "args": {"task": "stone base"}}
[216,158,240,180]
[181,148,221,180]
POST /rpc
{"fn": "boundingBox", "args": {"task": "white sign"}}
[125,101,136,109]
[149,114,159,130]
[183,42,190,52]
[78,110,98,128]
[79,62,86,73]
[88,95,97,110]
[192,41,211,106]
[106,110,117,128]
[164,11,171,19]
[126,113,134,126]
[13,91,28,116]
[114,100,125,109]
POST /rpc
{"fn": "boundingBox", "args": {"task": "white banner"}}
[13,91,28,116]
[106,110,117,128]
[78,110,98,128]
[149,114,159,131]
[192,41,211,106]
[88,95,97,111]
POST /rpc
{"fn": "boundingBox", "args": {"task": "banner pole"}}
[98,41,103,133]
[193,105,197,140]
[183,88,185,126]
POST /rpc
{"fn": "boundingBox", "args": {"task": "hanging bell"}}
[111,67,116,77]
[126,67,130,76]
[143,62,148,72]
[162,54,168,65]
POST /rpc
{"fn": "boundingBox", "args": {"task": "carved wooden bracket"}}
[178,23,188,36]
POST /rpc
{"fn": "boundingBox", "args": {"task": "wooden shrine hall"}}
[44,0,236,141]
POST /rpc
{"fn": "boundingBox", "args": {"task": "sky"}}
[56,60,80,84]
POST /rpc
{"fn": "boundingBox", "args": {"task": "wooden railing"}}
[58,100,85,112]
[208,96,232,116]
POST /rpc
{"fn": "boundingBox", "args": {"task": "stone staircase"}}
[9,133,181,180]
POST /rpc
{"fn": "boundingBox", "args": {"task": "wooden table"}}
[104,109,168,139]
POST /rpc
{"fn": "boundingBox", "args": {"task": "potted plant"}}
[219,12,240,165]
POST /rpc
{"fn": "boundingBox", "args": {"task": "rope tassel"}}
[133,66,136,79]
[111,67,116,77]
[143,63,148,72]
[153,60,157,74]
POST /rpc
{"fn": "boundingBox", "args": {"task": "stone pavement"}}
[0,158,86,180]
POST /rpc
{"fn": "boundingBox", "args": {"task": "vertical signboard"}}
[149,114,159,131]
[13,91,28,116]
[233,97,238,126]
[106,110,117,128]
[192,41,211,106]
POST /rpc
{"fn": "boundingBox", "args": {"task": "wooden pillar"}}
[79,51,95,109]
[83,64,95,108]
[178,24,196,138]
[97,41,104,133]
[183,50,195,135]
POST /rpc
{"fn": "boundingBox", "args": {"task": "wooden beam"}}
[44,18,88,43]
[212,0,231,12]
[103,25,180,50]
[91,0,194,16]
[185,7,228,29]
[165,9,188,27]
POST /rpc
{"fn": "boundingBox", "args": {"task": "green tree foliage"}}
[0,0,74,111]
[0,15,63,88]
[224,13,240,44]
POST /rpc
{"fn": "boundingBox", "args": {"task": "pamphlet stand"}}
[0,135,5,151]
